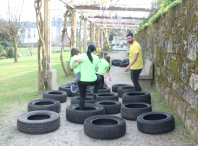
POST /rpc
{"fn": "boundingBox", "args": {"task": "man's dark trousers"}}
[130,69,142,91]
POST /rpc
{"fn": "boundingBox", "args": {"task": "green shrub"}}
[7,48,14,58]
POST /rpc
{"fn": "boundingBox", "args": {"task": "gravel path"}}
[0,51,195,146]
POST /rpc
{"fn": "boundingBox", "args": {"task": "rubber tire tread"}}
[96,93,118,101]
[121,102,152,120]
[122,91,151,104]
[89,87,111,93]
[17,110,60,134]
[28,99,61,113]
[137,111,175,134]
[119,63,129,67]
[84,115,126,139]
[66,104,105,124]
[72,89,93,96]
[112,84,132,93]
[43,90,67,103]
[71,96,96,104]
[113,61,121,66]
[94,100,121,114]
[112,59,121,64]
[117,86,135,98]
[59,85,75,97]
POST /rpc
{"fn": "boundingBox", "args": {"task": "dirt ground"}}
[0,51,196,146]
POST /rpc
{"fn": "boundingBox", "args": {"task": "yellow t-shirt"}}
[95,47,101,56]
[129,41,143,70]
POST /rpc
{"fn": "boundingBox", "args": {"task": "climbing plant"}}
[134,0,182,35]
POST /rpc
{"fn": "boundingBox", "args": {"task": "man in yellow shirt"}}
[125,33,143,91]
[95,44,101,57]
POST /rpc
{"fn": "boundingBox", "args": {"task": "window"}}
[28,34,31,38]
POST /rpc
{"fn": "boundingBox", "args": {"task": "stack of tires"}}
[17,89,68,134]
[112,59,129,67]
[111,83,175,134]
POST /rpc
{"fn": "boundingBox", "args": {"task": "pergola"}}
[37,0,157,91]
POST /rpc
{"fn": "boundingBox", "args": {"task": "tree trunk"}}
[79,20,82,53]
[13,37,18,62]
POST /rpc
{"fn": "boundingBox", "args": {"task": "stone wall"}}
[136,0,198,141]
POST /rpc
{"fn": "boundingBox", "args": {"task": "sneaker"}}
[109,78,111,81]
[71,84,76,93]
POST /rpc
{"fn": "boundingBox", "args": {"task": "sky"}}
[0,0,154,22]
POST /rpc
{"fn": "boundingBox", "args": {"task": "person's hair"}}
[71,48,80,57]
[104,52,108,57]
[126,32,133,37]
[105,55,110,64]
[87,44,96,63]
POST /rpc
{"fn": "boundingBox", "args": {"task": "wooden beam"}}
[94,22,140,26]
[59,0,74,9]
[84,16,146,20]
[75,6,157,12]
[104,27,137,30]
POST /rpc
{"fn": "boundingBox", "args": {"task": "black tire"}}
[123,59,129,62]
[112,84,132,93]
[96,93,118,101]
[137,111,175,134]
[72,89,93,96]
[28,99,61,113]
[43,90,67,103]
[59,85,75,97]
[17,111,60,134]
[66,104,105,124]
[112,59,121,64]
[89,87,111,93]
[113,61,121,66]
[122,91,151,104]
[118,86,135,98]
[121,102,152,120]
[71,96,96,105]
[94,100,121,114]
[84,115,126,139]
[119,63,129,67]
[67,82,78,87]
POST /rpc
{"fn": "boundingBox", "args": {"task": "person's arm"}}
[75,59,82,63]
[125,53,138,72]
[73,62,79,69]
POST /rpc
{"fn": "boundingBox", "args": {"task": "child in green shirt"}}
[96,55,110,88]
[70,48,82,93]
[104,52,112,84]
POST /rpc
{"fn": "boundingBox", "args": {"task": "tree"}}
[27,42,33,56]
[0,0,28,63]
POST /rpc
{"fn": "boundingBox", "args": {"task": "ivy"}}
[134,0,182,35]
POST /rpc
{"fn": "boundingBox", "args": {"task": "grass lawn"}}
[0,50,75,117]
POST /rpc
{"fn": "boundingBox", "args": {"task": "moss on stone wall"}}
[136,0,198,142]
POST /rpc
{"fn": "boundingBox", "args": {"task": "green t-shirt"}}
[70,55,81,74]
[79,53,99,82]
[96,58,110,75]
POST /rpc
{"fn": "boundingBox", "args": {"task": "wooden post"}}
[97,27,100,46]
[90,23,95,44]
[79,19,82,53]
[44,0,51,70]
[100,28,103,50]
[83,18,87,53]
[71,9,77,48]
[93,24,95,45]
